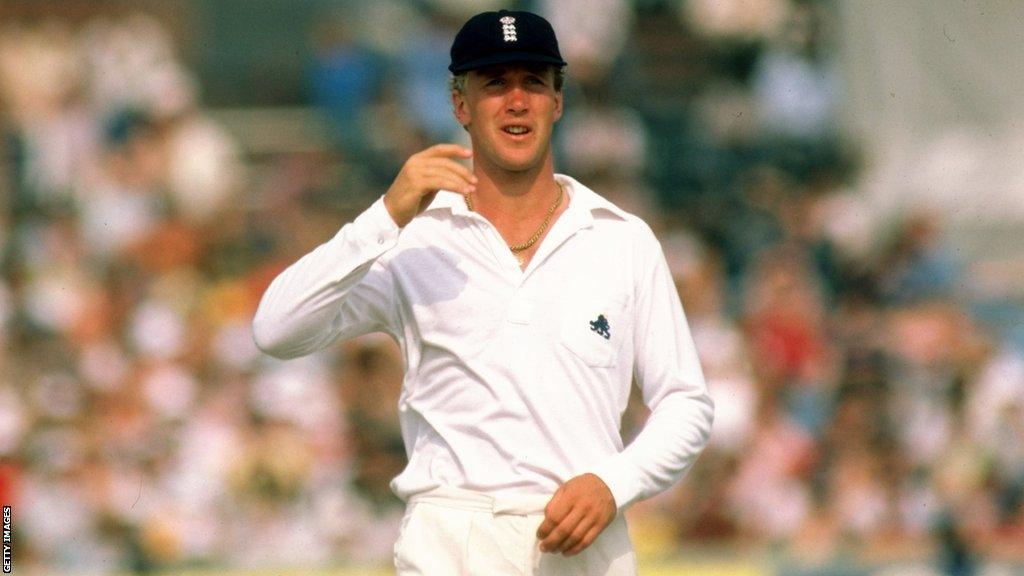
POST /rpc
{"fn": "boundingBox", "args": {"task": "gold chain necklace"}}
[465,183,564,263]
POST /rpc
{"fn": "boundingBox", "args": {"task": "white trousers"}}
[393,486,637,576]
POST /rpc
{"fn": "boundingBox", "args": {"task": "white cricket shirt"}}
[253,175,713,511]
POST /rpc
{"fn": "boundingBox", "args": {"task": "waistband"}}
[408,486,551,516]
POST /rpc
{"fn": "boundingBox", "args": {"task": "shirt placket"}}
[462,211,524,277]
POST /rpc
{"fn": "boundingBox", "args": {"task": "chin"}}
[497,160,542,173]
[495,149,546,172]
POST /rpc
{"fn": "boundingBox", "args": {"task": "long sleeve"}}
[253,196,402,359]
[590,224,714,511]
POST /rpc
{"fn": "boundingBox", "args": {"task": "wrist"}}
[382,193,410,228]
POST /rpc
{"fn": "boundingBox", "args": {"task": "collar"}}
[422,174,630,225]
[555,174,630,225]
[422,189,473,216]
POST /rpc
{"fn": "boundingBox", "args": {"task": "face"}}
[452,64,563,176]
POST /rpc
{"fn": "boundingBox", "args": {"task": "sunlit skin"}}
[382,64,563,229]
[453,64,563,183]
[449,64,571,258]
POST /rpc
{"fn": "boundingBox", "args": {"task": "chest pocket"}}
[559,295,629,368]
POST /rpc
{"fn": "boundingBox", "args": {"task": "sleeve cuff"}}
[587,455,642,513]
[350,195,402,248]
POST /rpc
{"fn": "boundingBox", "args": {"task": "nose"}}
[505,84,528,115]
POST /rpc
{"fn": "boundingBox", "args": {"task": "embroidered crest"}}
[500,15,518,42]
[589,314,611,340]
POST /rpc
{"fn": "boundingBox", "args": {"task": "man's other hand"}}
[383,144,476,228]
[536,473,616,556]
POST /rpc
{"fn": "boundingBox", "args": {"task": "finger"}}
[540,506,585,553]
[425,143,473,159]
[563,523,603,557]
[537,487,569,540]
[422,172,475,195]
[540,506,581,553]
[536,517,557,542]
[420,162,476,191]
[429,158,478,184]
[407,160,475,191]
[555,514,592,555]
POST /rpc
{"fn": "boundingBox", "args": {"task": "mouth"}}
[501,124,532,137]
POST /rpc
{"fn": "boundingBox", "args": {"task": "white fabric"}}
[396,486,636,575]
[253,175,713,512]
[409,485,551,516]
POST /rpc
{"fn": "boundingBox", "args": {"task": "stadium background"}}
[1,0,1023,575]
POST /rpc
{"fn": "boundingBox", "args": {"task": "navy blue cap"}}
[449,10,566,74]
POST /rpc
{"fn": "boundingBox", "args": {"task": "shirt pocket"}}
[559,295,629,368]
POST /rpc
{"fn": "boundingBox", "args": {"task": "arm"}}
[253,144,477,358]
[590,223,714,510]
[252,197,402,358]
[537,223,715,556]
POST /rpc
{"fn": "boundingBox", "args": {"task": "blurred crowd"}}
[0,1,1022,574]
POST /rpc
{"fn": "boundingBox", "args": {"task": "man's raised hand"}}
[383,144,476,228]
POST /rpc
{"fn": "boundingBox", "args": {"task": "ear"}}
[553,90,564,123]
[452,89,470,127]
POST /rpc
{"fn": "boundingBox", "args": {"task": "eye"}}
[486,77,506,87]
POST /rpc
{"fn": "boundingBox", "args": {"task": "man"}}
[253,9,713,575]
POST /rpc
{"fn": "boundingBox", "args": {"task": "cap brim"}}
[449,51,567,73]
